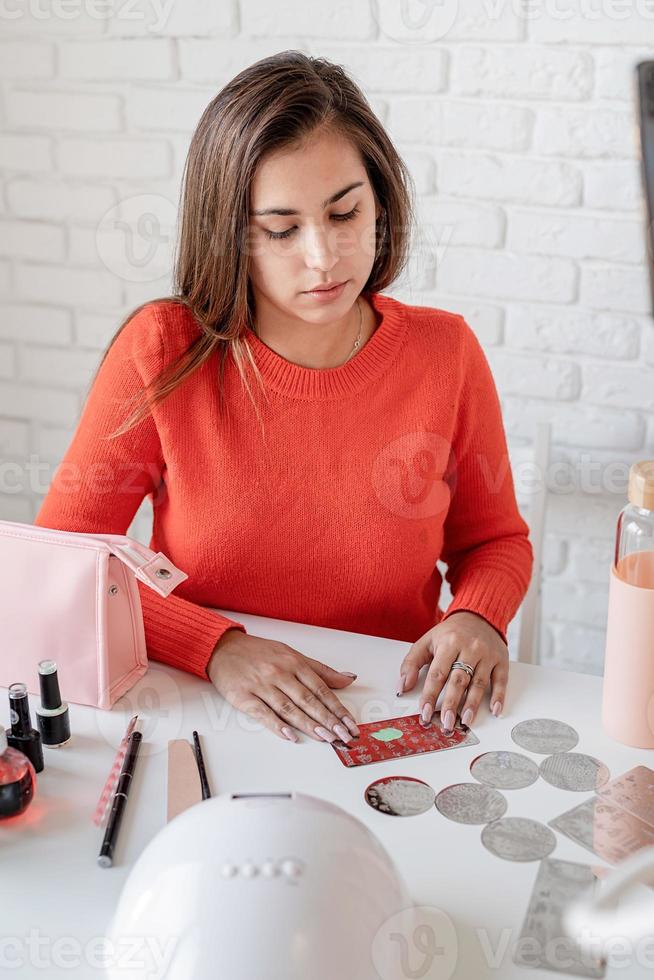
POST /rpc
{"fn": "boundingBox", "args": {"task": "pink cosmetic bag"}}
[0,519,188,710]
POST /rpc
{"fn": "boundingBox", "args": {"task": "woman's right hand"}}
[207,629,360,744]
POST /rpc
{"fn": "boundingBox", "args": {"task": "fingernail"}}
[281,726,298,743]
[315,725,337,742]
[461,708,473,727]
[491,701,503,717]
[396,674,405,697]
[442,709,455,731]
[333,723,352,743]
[420,702,433,724]
[342,716,360,737]
[341,672,357,679]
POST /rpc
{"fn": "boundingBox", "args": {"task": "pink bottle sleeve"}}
[602,563,654,749]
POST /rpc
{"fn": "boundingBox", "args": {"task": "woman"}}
[35,51,533,746]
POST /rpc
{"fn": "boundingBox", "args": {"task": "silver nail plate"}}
[511,718,579,754]
[364,776,436,817]
[435,782,507,825]
[539,752,610,792]
[470,750,539,790]
[481,817,556,862]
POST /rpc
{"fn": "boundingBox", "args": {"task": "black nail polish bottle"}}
[36,660,71,747]
[7,683,44,773]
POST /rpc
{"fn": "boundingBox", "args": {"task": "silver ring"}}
[450,660,475,679]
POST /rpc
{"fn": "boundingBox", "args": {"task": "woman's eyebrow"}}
[250,180,365,217]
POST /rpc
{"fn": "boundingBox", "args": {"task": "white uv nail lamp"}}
[104,792,416,980]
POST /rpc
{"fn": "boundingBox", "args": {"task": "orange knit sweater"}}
[35,291,533,680]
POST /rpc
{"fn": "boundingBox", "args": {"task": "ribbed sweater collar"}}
[243,290,408,399]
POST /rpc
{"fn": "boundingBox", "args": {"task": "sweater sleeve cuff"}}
[137,580,247,680]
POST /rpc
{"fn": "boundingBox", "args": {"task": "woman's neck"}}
[251,294,379,370]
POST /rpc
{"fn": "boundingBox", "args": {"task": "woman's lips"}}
[303,281,348,301]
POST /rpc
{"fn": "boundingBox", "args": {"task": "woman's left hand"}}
[398,611,509,731]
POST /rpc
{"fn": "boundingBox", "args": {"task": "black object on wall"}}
[637,61,654,317]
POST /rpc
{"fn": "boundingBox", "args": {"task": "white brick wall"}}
[1,0,653,676]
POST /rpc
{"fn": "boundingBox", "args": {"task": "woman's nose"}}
[303,224,340,270]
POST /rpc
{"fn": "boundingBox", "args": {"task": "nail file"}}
[513,857,606,977]
[470,750,539,789]
[597,765,654,827]
[92,714,138,827]
[167,739,203,823]
[549,796,654,864]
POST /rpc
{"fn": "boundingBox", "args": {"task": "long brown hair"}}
[93,50,415,441]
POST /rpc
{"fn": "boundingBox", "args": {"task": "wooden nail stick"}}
[167,739,203,823]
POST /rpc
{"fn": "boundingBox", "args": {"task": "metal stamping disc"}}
[470,750,539,789]
[364,776,436,817]
[511,718,579,755]
[435,782,508,825]
[481,817,557,862]
[539,753,610,792]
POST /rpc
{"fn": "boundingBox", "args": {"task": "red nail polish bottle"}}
[0,723,36,819]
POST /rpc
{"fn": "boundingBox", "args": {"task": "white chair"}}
[516,421,551,665]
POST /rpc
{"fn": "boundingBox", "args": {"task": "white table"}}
[1,609,652,979]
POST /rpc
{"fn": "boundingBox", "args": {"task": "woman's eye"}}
[265,205,361,241]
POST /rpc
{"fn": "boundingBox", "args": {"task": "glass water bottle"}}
[602,460,654,748]
[614,461,654,586]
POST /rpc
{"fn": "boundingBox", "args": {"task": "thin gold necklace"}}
[251,296,363,362]
[343,297,363,363]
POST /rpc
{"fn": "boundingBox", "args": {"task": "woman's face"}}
[247,128,381,324]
